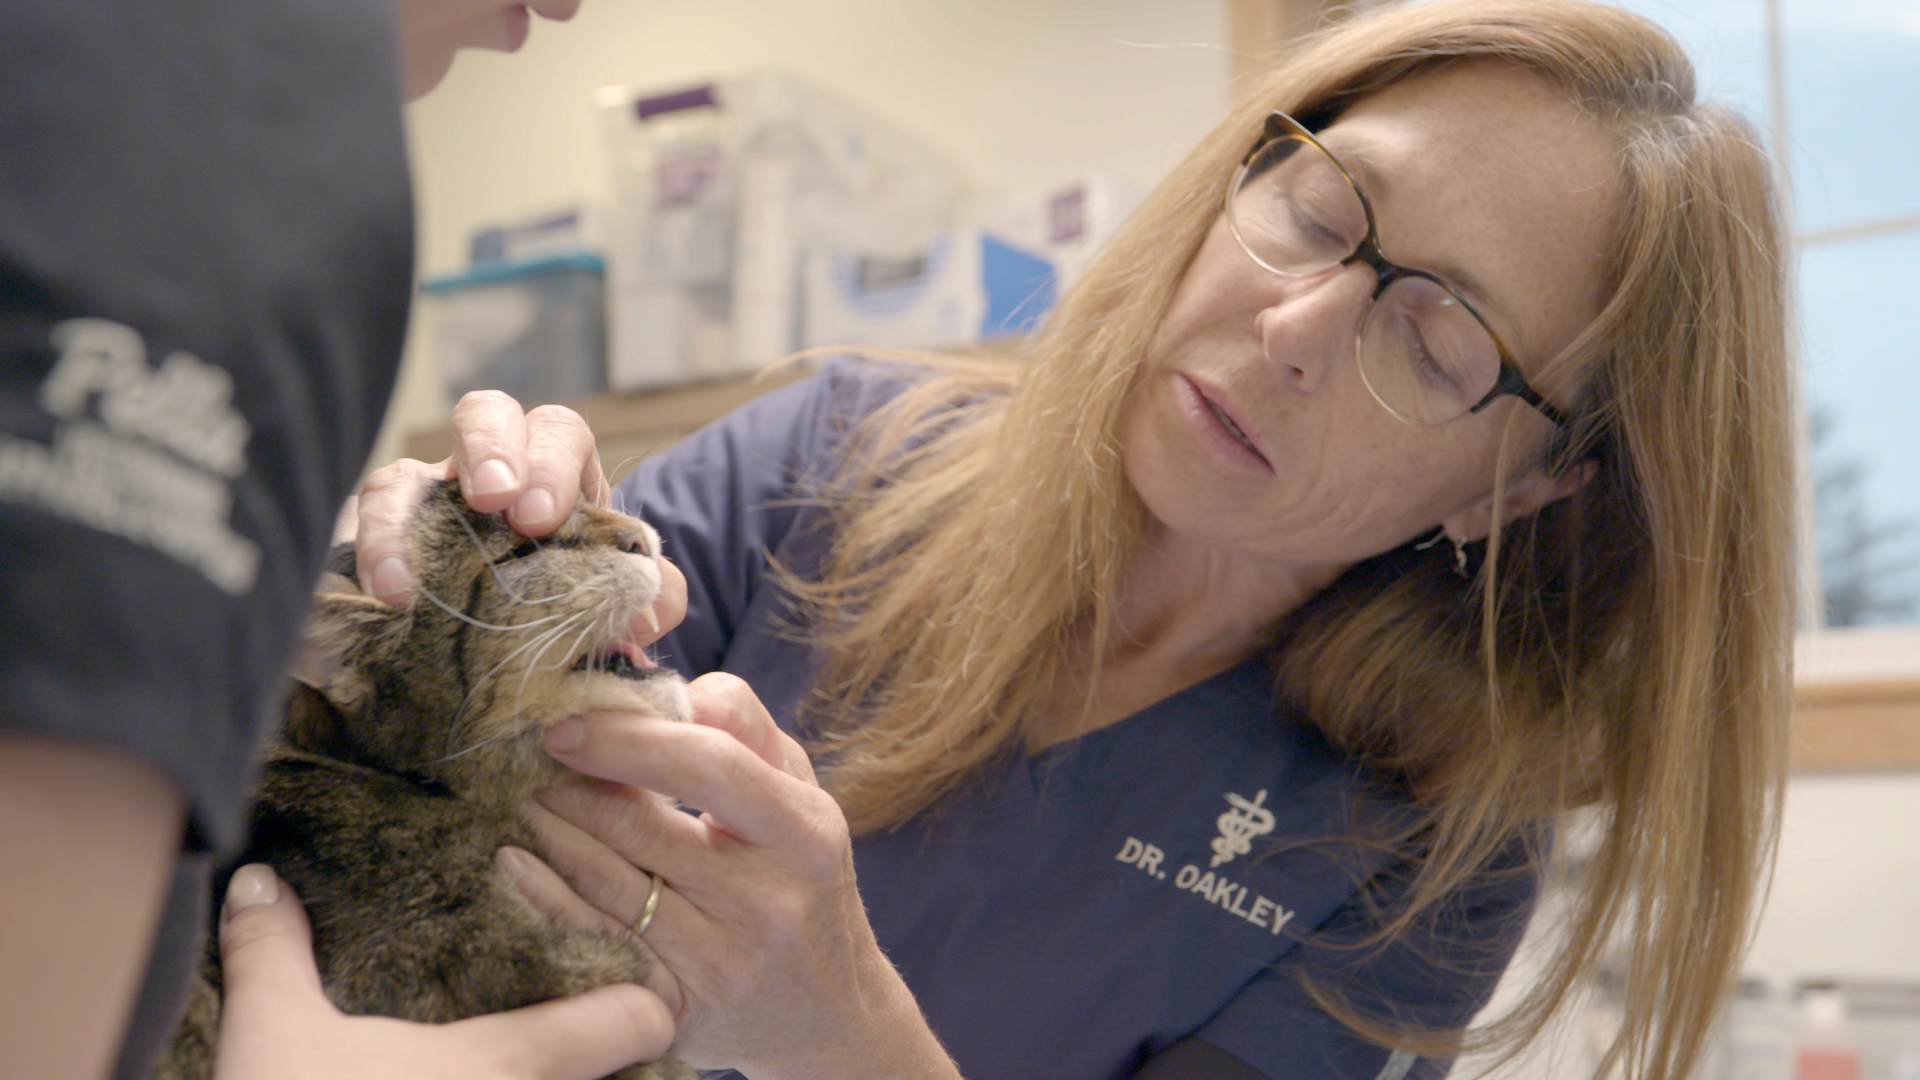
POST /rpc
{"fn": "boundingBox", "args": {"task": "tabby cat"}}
[159,480,693,1080]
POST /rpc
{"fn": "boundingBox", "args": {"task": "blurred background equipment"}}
[594,69,975,389]
[420,248,607,409]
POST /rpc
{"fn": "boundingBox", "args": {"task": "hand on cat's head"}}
[343,391,662,613]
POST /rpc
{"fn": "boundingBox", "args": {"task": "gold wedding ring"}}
[632,871,664,936]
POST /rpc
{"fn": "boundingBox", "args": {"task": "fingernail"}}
[470,458,517,497]
[544,717,584,754]
[512,487,556,526]
[225,864,280,918]
[495,846,529,883]
[370,556,413,601]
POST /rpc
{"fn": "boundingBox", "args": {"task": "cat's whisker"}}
[433,483,545,605]
[424,722,532,769]
[464,611,591,705]
[606,457,645,495]
[492,610,600,735]
[503,598,633,726]
[508,590,575,607]
[446,610,593,749]
[412,578,575,633]
[510,609,606,714]
[465,593,624,742]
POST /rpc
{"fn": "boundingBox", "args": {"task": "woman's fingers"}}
[636,558,689,648]
[518,404,610,525]
[542,713,839,850]
[214,863,677,1080]
[494,845,628,939]
[352,457,455,606]
[684,674,816,783]
[528,779,737,919]
[527,691,949,1076]
[497,839,690,1018]
[449,393,607,534]
[447,390,530,513]
[519,795,698,922]
[348,392,611,609]
[216,864,326,1008]
[455,983,675,1080]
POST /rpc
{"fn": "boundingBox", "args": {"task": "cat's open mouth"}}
[570,640,663,681]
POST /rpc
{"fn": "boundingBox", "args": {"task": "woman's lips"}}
[1176,375,1272,471]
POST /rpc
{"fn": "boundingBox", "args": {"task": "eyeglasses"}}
[1226,111,1571,428]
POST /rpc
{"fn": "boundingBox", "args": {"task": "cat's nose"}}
[620,523,662,559]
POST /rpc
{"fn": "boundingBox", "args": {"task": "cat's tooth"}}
[639,606,660,635]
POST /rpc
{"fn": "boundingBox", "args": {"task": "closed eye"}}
[492,539,541,564]
[1286,200,1345,248]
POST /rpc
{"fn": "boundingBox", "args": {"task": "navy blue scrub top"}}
[616,359,1535,1080]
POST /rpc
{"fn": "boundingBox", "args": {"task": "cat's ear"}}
[291,578,403,714]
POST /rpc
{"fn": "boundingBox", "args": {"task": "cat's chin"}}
[553,668,693,727]
[437,671,692,798]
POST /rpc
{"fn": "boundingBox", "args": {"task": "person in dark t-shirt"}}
[0,3,675,1078]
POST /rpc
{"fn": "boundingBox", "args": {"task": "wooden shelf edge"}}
[1792,677,1920,772]
[400,365,812,477]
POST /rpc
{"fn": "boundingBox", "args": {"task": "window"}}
[1367,0,1920,757]
[1606,0,1920,635]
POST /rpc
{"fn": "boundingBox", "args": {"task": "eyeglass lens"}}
[1231,133,1509,425]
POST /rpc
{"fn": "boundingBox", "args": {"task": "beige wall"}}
[378,0,1233,465]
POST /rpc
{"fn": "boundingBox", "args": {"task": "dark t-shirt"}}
[0,2,413,1075]
[617,360,1536,1080]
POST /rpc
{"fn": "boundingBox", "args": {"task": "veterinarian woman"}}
[0,2,681,1078]
[356,1,1796,1077]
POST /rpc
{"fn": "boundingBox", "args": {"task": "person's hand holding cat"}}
[346,391,686,632]
[359,389,959,1077]
[212,863,676,1080]
[514,674,964,1080]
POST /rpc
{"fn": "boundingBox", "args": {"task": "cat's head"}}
[289,479,689,797]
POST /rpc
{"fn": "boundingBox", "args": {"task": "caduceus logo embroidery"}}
[1210,789,1276,868]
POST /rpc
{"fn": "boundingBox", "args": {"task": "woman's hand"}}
[343,391,610,607]
[512,675,961,1080]
[213,864,674,1080]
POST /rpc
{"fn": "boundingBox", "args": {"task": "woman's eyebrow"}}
[1339,144,1516,330]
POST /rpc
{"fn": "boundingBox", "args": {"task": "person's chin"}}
[404,47,457,101]
[491,5,533,51]
[453,6,533,55]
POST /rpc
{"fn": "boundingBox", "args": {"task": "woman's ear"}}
[1443,458,1597,543]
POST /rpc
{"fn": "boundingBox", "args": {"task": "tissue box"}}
[418,253,606,408]
[802,229,1055,351]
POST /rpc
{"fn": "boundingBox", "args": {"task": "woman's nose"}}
[1255,261,1374,397]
